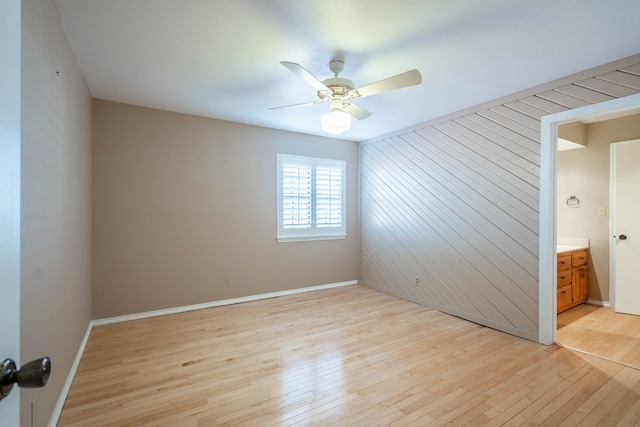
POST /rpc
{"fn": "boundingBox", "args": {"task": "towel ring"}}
[566,196,580,207]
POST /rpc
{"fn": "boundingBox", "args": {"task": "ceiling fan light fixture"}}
[321,109,351,135]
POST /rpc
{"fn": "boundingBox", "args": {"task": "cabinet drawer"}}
[557,270,572,288]
[557,285,572,313]
[572,249,588,267]
[557,253,572,271]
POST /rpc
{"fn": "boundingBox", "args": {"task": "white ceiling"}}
[53,0,640,142]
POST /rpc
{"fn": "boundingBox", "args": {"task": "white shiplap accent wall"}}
[360,55,640,341]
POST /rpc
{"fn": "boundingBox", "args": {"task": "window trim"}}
[277,153,346,243]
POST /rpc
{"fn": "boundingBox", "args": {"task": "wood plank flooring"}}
[58,286,640,426]
[558,303,640,369]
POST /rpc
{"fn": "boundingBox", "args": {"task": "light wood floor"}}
[58,286,640,426]
[558,303,640,370]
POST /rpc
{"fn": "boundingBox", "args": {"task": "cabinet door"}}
[572,266,588,304]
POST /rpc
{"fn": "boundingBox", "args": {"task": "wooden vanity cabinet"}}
[557,249,588,313]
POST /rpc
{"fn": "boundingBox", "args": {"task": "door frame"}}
[609,138,640,312]
[0,0,21,424]
[0,0,22,427]
[539,92,640,345]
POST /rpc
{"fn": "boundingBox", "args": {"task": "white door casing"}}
[611,139,640,315]
[0,0,21,423]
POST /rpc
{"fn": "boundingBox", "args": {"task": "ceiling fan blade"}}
[343,102,373,121]
[269,100,324,110]
[348,69,422,99]
[280,61,330,92]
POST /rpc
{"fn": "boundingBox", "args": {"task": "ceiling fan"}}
[271,59,422,135]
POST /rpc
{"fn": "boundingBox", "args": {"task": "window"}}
[277,154,346,242]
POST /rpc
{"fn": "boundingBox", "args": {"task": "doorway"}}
[554,134,640,368]
[538,92,640,345]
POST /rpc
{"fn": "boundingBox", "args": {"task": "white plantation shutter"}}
[277,154,346,242]
[315,162,342,227]
[281,158,312,229]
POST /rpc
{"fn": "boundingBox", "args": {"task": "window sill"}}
[277,234,347,243]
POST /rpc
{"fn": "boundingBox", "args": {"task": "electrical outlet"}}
[31,395,38,426]
[225,277,232,287]
[414,276,420,286]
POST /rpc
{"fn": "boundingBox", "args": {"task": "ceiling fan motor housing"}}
[318,77,355,99]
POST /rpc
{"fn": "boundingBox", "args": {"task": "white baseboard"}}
[587,299,610,307]
[48,322,93,427]
[93,280,358,326]
[48,280,357,426]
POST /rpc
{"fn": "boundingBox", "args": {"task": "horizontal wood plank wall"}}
[360,56,640,341]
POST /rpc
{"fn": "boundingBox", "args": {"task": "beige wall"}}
[20,0,93,425]
[92,100,359,319]
[558,113,640,302]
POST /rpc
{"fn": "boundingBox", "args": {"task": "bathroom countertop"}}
[557,244,588,254]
